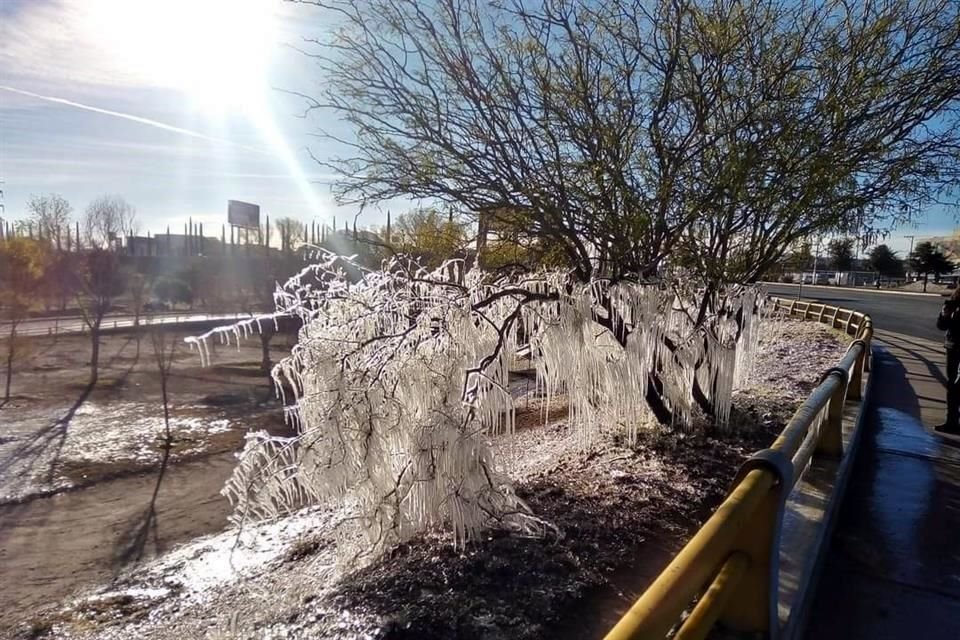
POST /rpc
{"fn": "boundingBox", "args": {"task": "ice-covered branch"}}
[189,251,763,563]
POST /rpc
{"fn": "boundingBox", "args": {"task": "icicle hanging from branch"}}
[186,251,763,563]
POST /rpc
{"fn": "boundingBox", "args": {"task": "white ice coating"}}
[187,251,763,563]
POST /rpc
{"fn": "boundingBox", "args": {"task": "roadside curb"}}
[762,281,945,298]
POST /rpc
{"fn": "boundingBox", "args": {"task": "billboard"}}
[228,200,260,228]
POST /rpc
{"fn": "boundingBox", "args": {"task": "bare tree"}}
[75,250,127,384]
[300,0,710,281]
[39,251,79,340]
[128,270,152,358]
[247,258,292,375]
[115,326,177,564]
[300,0,959,279]
[84,195,138,250]
[26,194,72,249]
[150,328,177,444]
[275,217,306,253]
[670,0,960,301]
[295,0,960,421]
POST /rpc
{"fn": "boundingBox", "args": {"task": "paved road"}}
[3,312,250,337]
[765,283,945,342]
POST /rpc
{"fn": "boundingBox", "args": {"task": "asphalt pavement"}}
[765,283,945,342]
[2,312,250,337]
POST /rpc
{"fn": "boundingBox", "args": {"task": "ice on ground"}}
[0,401,241,503]
[61,507,346,640]
[749,317,850,401]
[141,507,337,596]
[16,319,851,640]
[79,587,173,604]
[146,509,336,593]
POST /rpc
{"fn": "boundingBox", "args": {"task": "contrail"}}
[0,85,270,155]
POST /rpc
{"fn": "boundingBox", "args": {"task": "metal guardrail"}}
[604,297,872,640]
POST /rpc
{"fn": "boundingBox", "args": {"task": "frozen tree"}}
[189,251,762,562]
[290,0,959,421]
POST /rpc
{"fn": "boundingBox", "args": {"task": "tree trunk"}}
[597,295,674,425]
[4,323,15,403]
[645,375,673,424]
[160,375,171,442]
[90,323,101,384]
[260,326,275,374]
[133,306,142,360]
[924,272,929,292]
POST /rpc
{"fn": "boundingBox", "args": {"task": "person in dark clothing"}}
[936,288,960,434]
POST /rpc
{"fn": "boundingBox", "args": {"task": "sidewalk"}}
[804,330,960,639]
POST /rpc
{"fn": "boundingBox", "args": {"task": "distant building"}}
[126,234,224,257]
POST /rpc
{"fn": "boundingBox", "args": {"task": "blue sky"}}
[0,0,409,236]
[0,0,956,254]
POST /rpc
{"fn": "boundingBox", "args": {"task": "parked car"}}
[800,273,832,285]
[143,301,171,312]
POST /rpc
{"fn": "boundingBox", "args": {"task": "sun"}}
[84,0,278,113]
[81,0,325,218]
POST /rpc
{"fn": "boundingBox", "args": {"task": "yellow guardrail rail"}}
[604,297,872,640]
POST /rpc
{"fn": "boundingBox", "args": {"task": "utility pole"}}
[811,235,821,284]
[905,235,915,280]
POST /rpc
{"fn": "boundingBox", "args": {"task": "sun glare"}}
[81,0,324,218]
[85,0,278,113]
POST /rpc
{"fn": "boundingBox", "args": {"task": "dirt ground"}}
[0,329,295,503]
[1,317,851,640]
[0,327,297,630]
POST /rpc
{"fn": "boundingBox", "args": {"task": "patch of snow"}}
[0,401,244,503]
[80,587,172,604]
[138,507,338,596]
